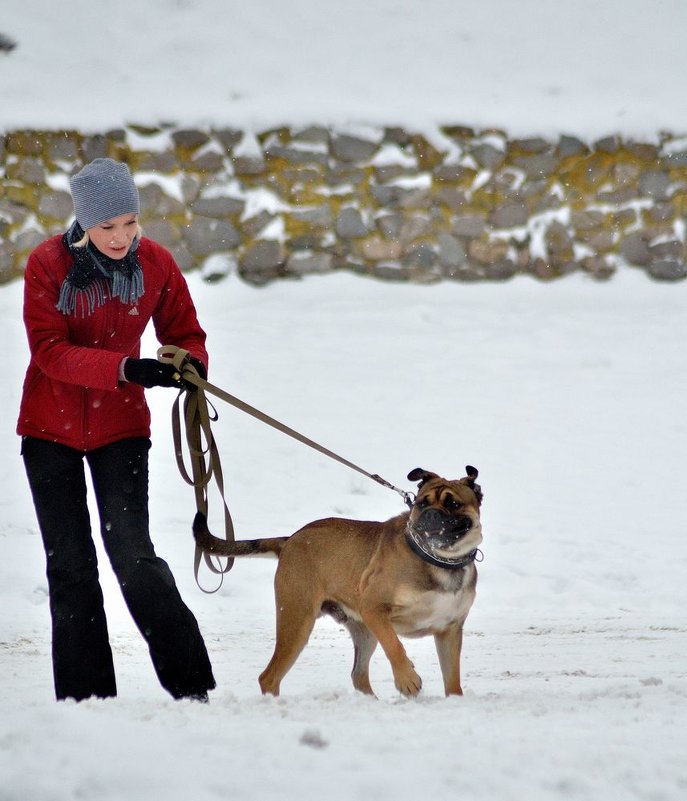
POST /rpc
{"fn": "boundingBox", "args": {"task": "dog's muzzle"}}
[406,508,479,569]
[413,508,473,546]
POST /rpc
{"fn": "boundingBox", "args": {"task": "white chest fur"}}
[391,568,475,637]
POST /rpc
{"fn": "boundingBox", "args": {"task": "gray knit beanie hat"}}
[70,158,140,229]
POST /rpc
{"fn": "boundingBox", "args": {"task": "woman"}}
[17,158,216,702]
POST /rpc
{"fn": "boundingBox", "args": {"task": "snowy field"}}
[2,2,687,800]
[3,270,686,801]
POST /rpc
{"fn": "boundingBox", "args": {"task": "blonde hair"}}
[73,225,143,248]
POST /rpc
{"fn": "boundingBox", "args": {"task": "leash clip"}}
[371,474,415,509]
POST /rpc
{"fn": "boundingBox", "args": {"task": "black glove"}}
[188,356,207,380]
[181,356,207,391]
[124,358,182,388]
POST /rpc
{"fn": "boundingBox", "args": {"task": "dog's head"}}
[406,466,483,563]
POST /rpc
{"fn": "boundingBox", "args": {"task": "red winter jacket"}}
[17,234,208,451]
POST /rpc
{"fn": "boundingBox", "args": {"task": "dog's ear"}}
[461,465,483,504]
[407,468,439,486]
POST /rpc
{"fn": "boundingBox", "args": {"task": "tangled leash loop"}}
[158,346,234,592]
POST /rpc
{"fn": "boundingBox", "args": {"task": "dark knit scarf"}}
[56,221,144,317]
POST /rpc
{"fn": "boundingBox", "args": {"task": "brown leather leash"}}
[157,345,414,590]
[158,346,235,592]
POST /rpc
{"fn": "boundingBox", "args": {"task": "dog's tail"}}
[192,512,287,558]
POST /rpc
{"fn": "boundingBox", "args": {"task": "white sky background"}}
[3,0,687,137]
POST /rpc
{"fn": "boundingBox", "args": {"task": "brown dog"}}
[193,466,483,698]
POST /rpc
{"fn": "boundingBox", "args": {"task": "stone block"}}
[233,156,266,176]
[489,199,529,228]
[647,259,687,280]
[240,240,285,270]
[172,129,210,151]
[191,196,245,218]
[213,128,243,151]
[581,256,615,279]
[331,134,379,163]
[336,207,368,238]
[6,132,44,156]
[620,232,652,265]
[437,233,467,268]
[168,242,194,272]
[136,151,179,173]
[483,259,517,280]
[453,214,487,238]
[468,237,509,265]
[38,189,72,221]
[286,252,334,275]
[81,135,109,162]
[14,229,46,254]
[142,219,182,248]
[471,143,505,170]
[0,240,16,282]
[47,133,80,162]
[6,157,45,185]
[638,170,671,200]
[182,217,241,256]
[241,211,276,238]
[513,153,558,179]
[355,236,402,261]
[557,135,588,157]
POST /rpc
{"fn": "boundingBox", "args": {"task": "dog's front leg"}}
[434,625,464,696]
[360,607,422,697]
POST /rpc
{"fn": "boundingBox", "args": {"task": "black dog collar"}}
[405,527,480,570]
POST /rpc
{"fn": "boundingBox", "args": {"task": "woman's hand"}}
[123,358,182,388]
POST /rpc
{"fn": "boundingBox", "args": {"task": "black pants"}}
[22,435,215,701]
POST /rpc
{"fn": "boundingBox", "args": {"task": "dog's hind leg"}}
[345,620,378,695]
[259,610,317,696]
[258,565,321,696]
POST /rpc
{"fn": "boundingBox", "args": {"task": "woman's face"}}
[87,213,139,259]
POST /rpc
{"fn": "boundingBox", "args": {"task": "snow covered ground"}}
[2,2,687,800]
[3,270,686,800]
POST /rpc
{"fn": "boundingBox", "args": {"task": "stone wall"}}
[1,124,687,285]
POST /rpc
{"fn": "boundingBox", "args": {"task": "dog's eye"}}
[416,497,430,508]
[444,497,461,510]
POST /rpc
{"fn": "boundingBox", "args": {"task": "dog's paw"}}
[395,664,423,698]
